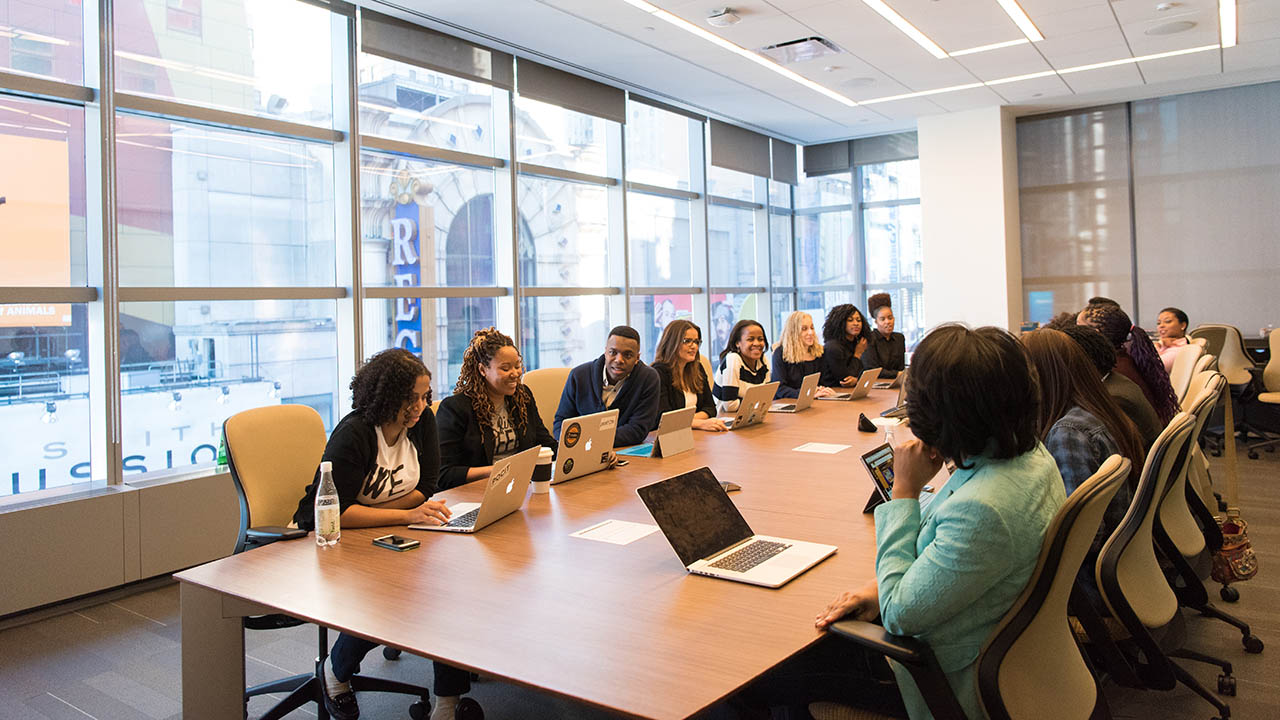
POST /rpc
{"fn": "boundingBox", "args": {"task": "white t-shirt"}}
[356,426,420,505]
[682,390,697,411]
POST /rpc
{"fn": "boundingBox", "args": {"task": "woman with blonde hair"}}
[771,311,837,399]
[652,319,726,431]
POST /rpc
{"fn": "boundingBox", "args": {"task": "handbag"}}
[1211,517,1259,585]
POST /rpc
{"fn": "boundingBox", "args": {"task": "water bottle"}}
[314,461,341,546]
[884,424,896,448]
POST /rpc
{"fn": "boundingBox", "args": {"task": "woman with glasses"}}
[772,311,838,399]
[652,319,726,432]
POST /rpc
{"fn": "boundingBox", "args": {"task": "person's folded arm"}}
[616,371,660,446]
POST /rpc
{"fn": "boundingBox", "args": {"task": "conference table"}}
[176,389,913,720]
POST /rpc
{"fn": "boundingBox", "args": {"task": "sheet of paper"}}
[616,443,654,457]
[570,519,659,545]
[792,442,851,454]
[871,417,904,428]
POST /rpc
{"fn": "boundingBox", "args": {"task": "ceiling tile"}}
[1037,25,1132,65]
[1033,3,1119,37]
[1136,49,1222,84]
[1058,63,1145,93]
[952,41,1055,81]
[886,0,1022,53]
[925,85,1010,112]
[1241,18,1280,42]
[1239,0,1280,23]
[1224,38,1280,71]
[988,72,1075,102]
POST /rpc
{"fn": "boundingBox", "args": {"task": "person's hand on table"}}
[605,450,620,469]
[839,375,857,387]
[693,417,728,432]
[815,386,837,398]
[816,581,880,629]
[892,438,944,500]
[405,499,452,526]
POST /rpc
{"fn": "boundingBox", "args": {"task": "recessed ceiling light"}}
[1156,2,1180,11]
[860,0,949,59]
[706,7,741,27]
[993,0,1045,42]
[1145,20,1196,35]
[843,77,877,88]
[1219,0,1237,48]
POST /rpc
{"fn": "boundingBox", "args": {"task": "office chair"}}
[825,456,1130,720]
[1244,329,1280,459]
[1094,412,1233,720]
[522,367,571,434]
[1169,343,1205,406]
[224,405,433,720]
[1189,325,1255,456]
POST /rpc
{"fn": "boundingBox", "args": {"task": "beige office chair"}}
[1168,343,1204,406]
[1189,325,1254,385]
[1094,412,1233,720]
[1245,329,1280,458]
[699,353,714,386]
[224,405,433,720]
[826,457,1129,720]
[1193,353,1217,376]
[522,366,570,434]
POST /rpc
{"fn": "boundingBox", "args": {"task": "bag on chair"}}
[1211,518,1259,585]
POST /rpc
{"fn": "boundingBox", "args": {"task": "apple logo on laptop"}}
[505,479,515,494]
[585,438,593,452]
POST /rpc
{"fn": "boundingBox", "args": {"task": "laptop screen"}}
[860,443,895,501]
[637,467,754,567]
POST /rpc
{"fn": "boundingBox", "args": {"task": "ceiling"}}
[371,0,1280,143]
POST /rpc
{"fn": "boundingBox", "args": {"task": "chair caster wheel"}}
[456,697,484,720]
[1243,635,1264,654]
[1220,586,1240,603]
[383,646,402,660]
[1211,449,1222,457]
[409,699,430,719]
[1218,674,1237,696]
[1248,451,1259,459]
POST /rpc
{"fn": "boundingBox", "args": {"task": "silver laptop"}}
[880,370,910,419]
[721,381,780,430]
[552,408,619,484]
[637,467,837,588]
[769,372,818,413]
[410,445,539,533]
[873,367,907,390]
[817,367,878,401]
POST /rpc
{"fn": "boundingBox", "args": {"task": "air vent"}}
[757,37,841,65]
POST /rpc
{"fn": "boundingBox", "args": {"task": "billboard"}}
[0,134,72,327]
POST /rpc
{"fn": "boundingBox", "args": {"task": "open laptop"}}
[873,368,907,390]
[880,370,909,419]
[769,373,818,413]
[410,445,539,533]
[637,467,837,588]
[552,408,619,484]
[721,381,780,430]
[860,442,935,512]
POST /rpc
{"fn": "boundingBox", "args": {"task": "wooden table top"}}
[176,390,907,720]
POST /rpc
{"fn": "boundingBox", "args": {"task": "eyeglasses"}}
[680,337,702,347]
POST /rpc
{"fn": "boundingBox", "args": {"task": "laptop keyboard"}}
[708,539,792,572]
[444,508,479,528]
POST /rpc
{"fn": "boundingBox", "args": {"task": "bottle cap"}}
[320,461,332,472]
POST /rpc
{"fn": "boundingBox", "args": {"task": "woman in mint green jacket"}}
[817,325,1066,719]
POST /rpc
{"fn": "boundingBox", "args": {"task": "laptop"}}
[552,408,620,484]
[880,370,910,419]
[769,373,818,413]
[410,445,539,533]
[721,381,780,430]
[860,442,935,512]
[873,368,907,391]
[637,467,837,588]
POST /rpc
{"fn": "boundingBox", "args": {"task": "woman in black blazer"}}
[820,303,870,388]
[650,319,725,432]
[437,328,556,492]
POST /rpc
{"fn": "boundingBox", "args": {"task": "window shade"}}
[802,140,851,177]
[629,94,706,124]
[709,119,770,177]
[517,59,625,124]
[852,132,918,165]
[771,139,798,185]
[360,10,513,89]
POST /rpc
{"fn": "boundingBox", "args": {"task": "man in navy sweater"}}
[554,325,661,447]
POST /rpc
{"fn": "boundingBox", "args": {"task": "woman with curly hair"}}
[820,304,870,388]
[437,328,556,492]
[1078,302,1180,424]
[290,348,454,720]
[771,311,837,399]
[653,319,726,431]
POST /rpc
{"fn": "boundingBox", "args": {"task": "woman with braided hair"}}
[437,327,556,492]
[1077,302,1180,424]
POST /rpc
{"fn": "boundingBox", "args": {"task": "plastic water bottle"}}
[314,461,341,546]
[884,424,896,448]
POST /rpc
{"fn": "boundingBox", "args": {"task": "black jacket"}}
[554,355,661,447]
[436,388,557,490]
[821,337,865,387]
[862,331,906,378]
[770,346,823,399]
[292,409,440,529]
[652,360,716,418]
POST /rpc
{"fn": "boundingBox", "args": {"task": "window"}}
[707,165,755,203]
[794,211,855,286]
[358,56,504,158]
[709,292,763,360]
[520,295,612,370]
[707,204,757,288]
[515,97,607,176]
[166,0,203,37]
[629,293,695,362]
[1,0,83,83]
[627,192,692,287]
[625,101,693,192]
[363,297,513,392]
[517,177,610,288]
[863,286,925,348]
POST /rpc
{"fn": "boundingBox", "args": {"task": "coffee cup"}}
[531,446,554,492]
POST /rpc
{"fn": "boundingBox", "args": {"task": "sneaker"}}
[323,686,360,720]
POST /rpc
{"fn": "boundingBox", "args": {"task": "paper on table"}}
[871,417,904,428]
[792,442,851,454]
[570,519,659,545]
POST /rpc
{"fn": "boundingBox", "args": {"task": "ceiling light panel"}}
[859,0,949,58]
[993,0,1045,41]
[884,0,1033,55]
[949,39,1054,81]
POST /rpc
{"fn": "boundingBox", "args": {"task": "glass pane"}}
[118,300,338,475]
[0,96,86,286]
[360,152,499,288]
[627,192,691,286]
[515,97,608,177]
[625,101,692,191]
[358,54,503,158]
[520,295,611,370]
[864,286,925,348]
[0,0,82,84]
[0,303,89,496]
[114,0,337,127]
[797,290,853,329]
[860,160,920,202]
[768,179,792,209]
[115,116,336,287]
[769,211,793,288]
[707,165,755,203]
[708,292,763,360]
[771,293,794,340]
[863,204,923,285]
[708,204,757,287]
[629,293,694,362]
[363,297,514,393]
[518,176,608,288]
[797,171,851,208]
[795,211,855,286]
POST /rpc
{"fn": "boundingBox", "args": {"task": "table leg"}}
[181,581,247,719]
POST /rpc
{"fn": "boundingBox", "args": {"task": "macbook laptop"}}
[410,445,539,533]
[721,382,780,430]
[860,442,935,511]
[552,408,619,484]
[880,370,910,419]
[769,373,818,413]
[637,467,837,588]
[873,368,907,391]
